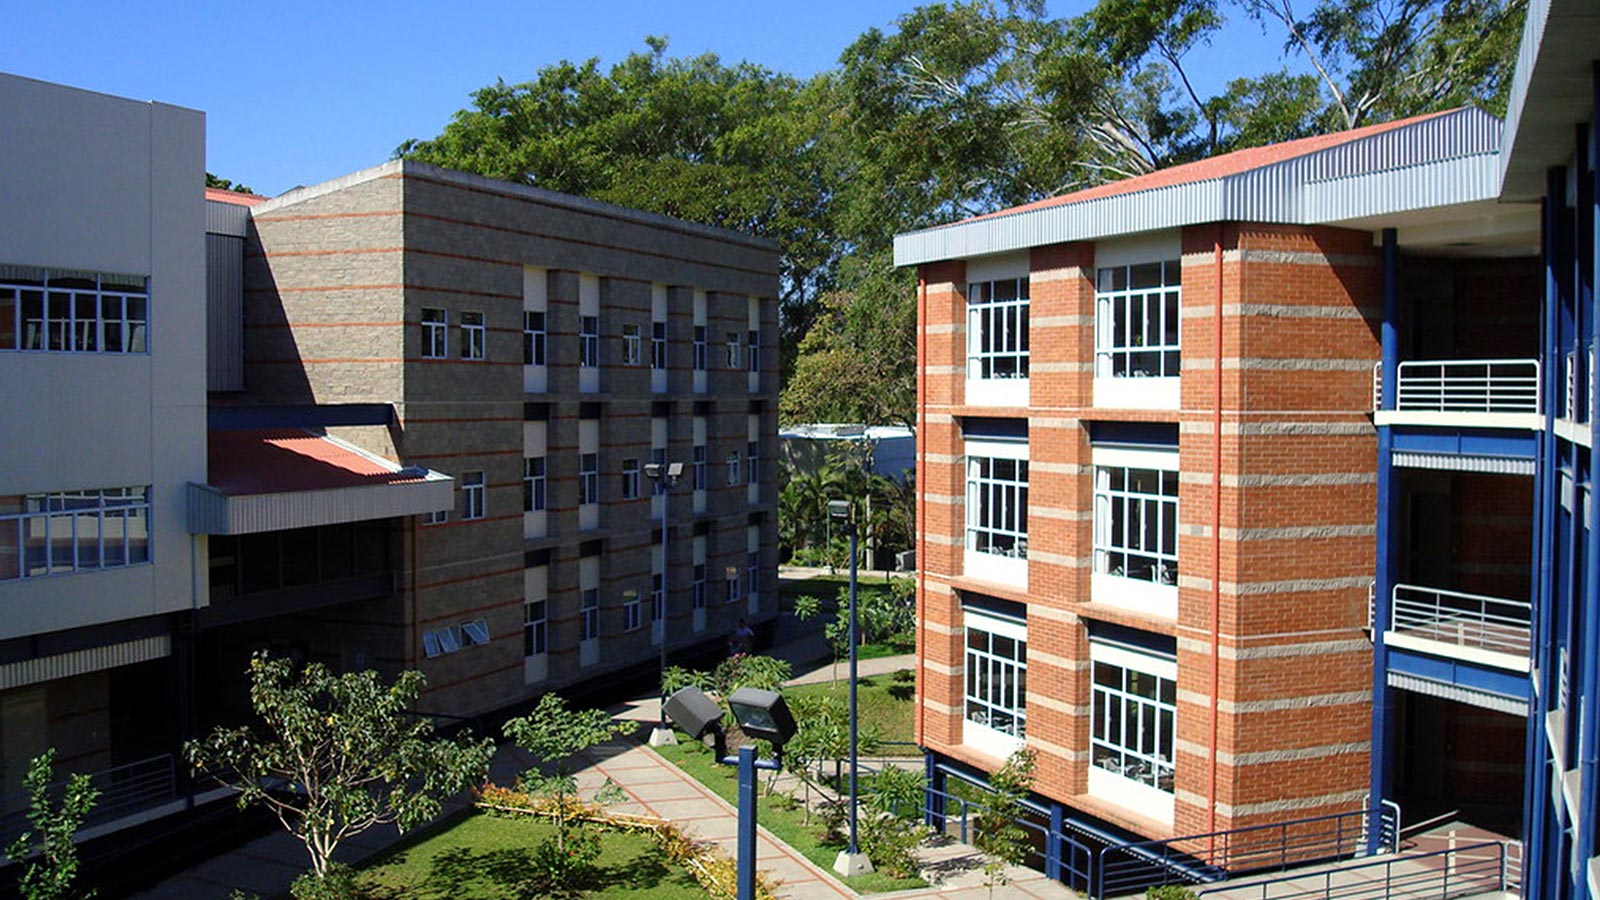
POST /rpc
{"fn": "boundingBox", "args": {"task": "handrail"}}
[0,754,177,852]
[1393,358,1540,414]
[1390,583,1532,656]
[1092,806,1394,899]
[1195,839,1506,900]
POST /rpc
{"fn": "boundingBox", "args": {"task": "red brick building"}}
[895,106,1541,887]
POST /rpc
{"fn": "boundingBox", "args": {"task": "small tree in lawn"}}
[972,748,1036,897]
[5,749,98,900]
[501,694,630,888]
[185,652,494,896]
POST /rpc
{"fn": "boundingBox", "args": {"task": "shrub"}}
[1146,885,1199,900]
[288,863,359,900]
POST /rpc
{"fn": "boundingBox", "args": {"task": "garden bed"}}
[781,669,917,748]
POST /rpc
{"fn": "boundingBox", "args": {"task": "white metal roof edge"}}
[1498,0,1553,188]
[894,108,1503,267]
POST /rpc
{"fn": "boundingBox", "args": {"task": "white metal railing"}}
[1390,583,1532,656]
[1372,361,1382,411]
[1394,359,1540,414]
[1565,351,1577,420]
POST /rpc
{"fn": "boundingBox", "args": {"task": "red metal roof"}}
[205,187,267,206]
[950,109,1460,227]
[208,429,419,495]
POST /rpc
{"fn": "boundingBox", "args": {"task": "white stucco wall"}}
[0,73,207,638]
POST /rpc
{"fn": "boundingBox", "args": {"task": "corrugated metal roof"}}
[0,635,170,691]
[1496,0,1600,200]
[895,108,1504,266]
[205,198,249,237]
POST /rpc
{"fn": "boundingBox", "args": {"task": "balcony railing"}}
[1389,583,1531,660]
[1392,359,1540,415]
[1,754,179,854]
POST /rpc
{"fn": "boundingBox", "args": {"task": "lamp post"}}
[829,499,872,877]
[645,461,685,747]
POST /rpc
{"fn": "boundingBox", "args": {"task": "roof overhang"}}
[895,108,1510,267]
[1499,0,1600,202]
[189,430,453,535]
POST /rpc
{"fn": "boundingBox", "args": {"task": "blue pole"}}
[738,744,757,900]
[1368,227,1400,853]
[848,521,860,856]
[924,751,946,830]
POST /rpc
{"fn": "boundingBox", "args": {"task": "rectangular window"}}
[966,454,1028,559]
[461,471,485,520]
[693,563,707,609]
[580,588,600,641]
[0,268,149,355]
[580,453,599,505]
[580,315,600,367]
[652,572,665,621]
[1091,645,1176,796]
[1094,464,1178,586]
[747,442,759,485]
[461,619,491,647]
[726,451,741,486]
[622,324,642,365]
[422,308,447,359]
[523,457,546,512]
[747,330,760,373]
[1,487,151,581]
[693,445,707,491]
[523,311,546,365]
[651,447,668,495]
[461,311,485,360]
[1095,260,1181,378]
[967,278,1029,380]
[725,568,740,604]
[725,331,741,368]
[965,611,1026,740]
[422,509,448,526]
[747,551,759,601]
[523,600,548,656]
[624,592,642,631]
[622,457,640,500]
[693,326,707,371]
[651,321,667,370]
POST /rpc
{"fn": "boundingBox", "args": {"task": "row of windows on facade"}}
[966,449,1178,587]
[421,308,760,372]
[422,445,763,526]
[967,260,1181,381]
[0,487,151,582]
[519,554,762,658]
[0,268,150,354]
[963,609,1177,799]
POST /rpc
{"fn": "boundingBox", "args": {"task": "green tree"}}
[501,693,630,886]
[185,653,494,890]
[4,749,97,900]
[205,173,255,194]
[971,748,1037,896]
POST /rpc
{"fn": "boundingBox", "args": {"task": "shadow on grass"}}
[366,839,686,900]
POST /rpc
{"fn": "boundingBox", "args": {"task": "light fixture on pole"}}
[645,460,685,747]
[828,498,872,877]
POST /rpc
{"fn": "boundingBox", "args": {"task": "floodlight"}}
[663,686,725,741]
[667,461,685,479]
[827,499,850,521]
[644,462,663,479]
[727,687,797,750]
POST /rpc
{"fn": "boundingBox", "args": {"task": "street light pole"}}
[830,499,873,877]
[646,461,685,747]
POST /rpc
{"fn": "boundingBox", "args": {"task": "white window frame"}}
[652,572,665,621]
[651,321,668,370]
[747,550,759,602]
[461,311,486,361]
[461,470,485,520]
[726,451,741,487]
[967,278,1029,386]
[579,453,599,506]
[962,606,1027,759]
[1092,446,1179,618]
[747,329,760,373]
[580,588,600,641]
[725,331,741,368]
[523,310,546,365]
[693,563,707,610]
[693,325,707,371]
[524,600,548,657]
[1,487,152,580]
[747,441,759,486]
[524,457,546,512]
[693,444,707,491]
[1094,255,1181,410]
[964,438,1028,586]
[622,457,640,500]
[422,508,448,526]
[725,567,740,604]
[422,308,447,359]
[461,619,490,647]
[0,268,150,354]
[580,315,600,368]
[623,590,642,631]
[1088,640,1177,824]
[622,323,642,366]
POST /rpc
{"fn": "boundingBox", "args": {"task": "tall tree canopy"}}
[397,0,1524,428]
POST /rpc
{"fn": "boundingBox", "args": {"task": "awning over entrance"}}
[188,429,453,535]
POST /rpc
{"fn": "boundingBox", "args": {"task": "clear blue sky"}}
[6,1,1292,197]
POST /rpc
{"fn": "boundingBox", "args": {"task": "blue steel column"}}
[1368,227,1400,851]
[738,745,757,900]
[1579,65,1600,898]
[1046,802,1064,882]
[924,751,947,829]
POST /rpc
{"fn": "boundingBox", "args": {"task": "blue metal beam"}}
[1578,61,1600,896]
[1389,427,1539,459]
[1384,646,1531,703]
[1369,228,1401,852]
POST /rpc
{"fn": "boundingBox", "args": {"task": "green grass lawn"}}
[782,669,917,749]
[651,737,926,894]
[360,811,704,899]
